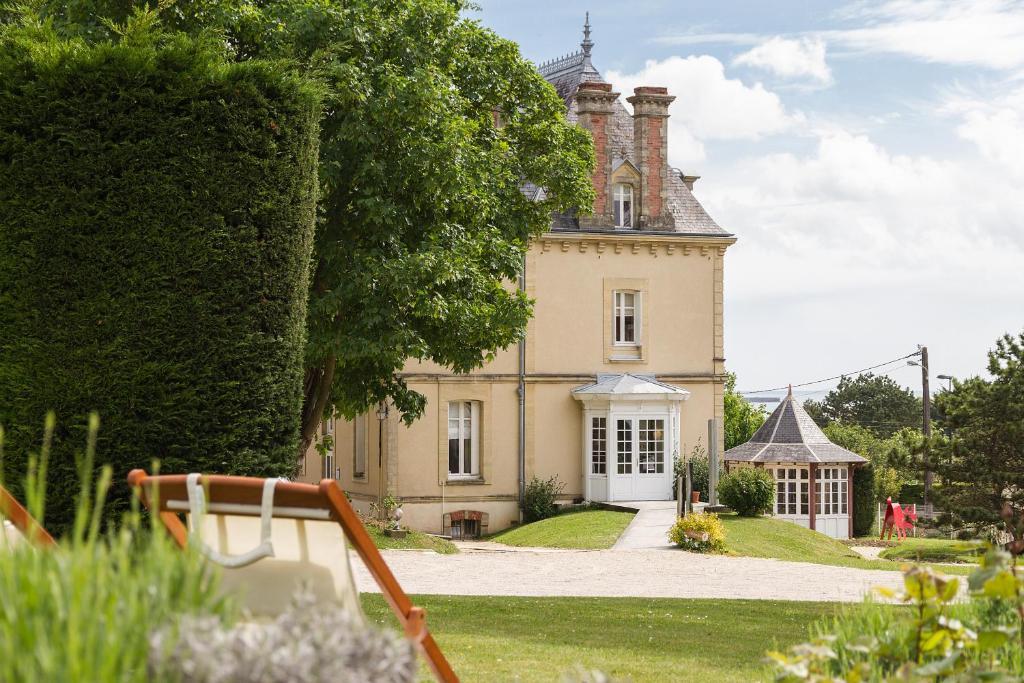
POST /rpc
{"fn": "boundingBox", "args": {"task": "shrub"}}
[717,468,774,516]
[151,589,416,683]
[853,463,875,536]
[668,512,726,553]
[523,475,565,523]
[0,18,322,532]
[673,441,709,501]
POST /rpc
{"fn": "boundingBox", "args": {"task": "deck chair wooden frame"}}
[127,470,457,683]
[0,483,56,548]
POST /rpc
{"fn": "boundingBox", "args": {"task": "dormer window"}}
[613,184,633,228]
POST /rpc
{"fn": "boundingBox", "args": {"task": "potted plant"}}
[691,490,701,504]
[380,496,407,539]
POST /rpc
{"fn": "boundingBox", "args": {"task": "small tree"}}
[718,468,774,517]
[724,373,766,450]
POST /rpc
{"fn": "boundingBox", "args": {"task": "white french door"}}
[609,416,670,501]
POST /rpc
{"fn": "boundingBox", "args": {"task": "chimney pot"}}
[681,174,700,191]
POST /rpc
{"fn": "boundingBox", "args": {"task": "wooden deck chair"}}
[0,483,56,549]
[127,470,457,683]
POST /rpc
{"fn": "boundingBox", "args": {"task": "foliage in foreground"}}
[152,588,415,683]
[0,11,321,532]
[0,417,228,683]
[669,512,727,553]
[524,474,566,523]
[769,548,1024,681]
[718,467,775,517]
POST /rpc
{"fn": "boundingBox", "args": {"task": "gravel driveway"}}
[353,546,903,603]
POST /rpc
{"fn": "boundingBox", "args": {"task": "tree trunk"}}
[298,354,336,462]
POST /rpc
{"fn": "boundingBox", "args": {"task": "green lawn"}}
[488,509,635,550]
[878,537,982,564]
[365,525,459,554]
[719,514,971,575]
[363,594,839,682]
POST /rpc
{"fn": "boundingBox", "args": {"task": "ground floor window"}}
[616,419,632,474]
[816,467,848,514]
[448,401,480,478]
[353,414,367,480]
[637,419,665,474]
[591,417,607,474]
[773,467,808,515]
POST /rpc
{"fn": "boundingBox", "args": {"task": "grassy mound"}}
[365,525,458,554]
[878,538,982,564]
[489,509,635,550]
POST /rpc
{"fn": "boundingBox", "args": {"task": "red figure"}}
[880,497,917,541]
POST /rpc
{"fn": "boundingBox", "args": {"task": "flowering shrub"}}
[150,588,416,683]
[668,512,726,553]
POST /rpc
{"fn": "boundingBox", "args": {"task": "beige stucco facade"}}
[299,232,733,533]
[298,31,737,533]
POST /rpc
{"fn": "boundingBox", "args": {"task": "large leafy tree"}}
[724,372,765,450]
[33,0,595,454]
[932,332,1024,553]
[804,372,921,438]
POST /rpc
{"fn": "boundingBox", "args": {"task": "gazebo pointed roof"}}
[724,387,867,465]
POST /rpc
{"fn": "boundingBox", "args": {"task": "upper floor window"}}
[613,290,638,345]
[448,401,480,478]
[613,184,633,228]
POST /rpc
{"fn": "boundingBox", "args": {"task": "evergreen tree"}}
[932,332,1024,554]
[804,372,921,438]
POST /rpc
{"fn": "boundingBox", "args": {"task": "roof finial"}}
[581,12,593,58]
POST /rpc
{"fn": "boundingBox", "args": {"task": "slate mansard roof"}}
[536,20,731,238]
[724,391,868,465]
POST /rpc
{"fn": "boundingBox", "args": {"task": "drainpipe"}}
[517,255,527,523]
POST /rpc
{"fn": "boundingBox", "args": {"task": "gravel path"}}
[354,547,903,603]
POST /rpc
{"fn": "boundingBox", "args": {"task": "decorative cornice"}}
[537,231,735,256]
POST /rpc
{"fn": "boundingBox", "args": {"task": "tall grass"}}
[0,413,229,682]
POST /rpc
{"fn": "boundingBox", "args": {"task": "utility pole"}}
[920,345,932,505]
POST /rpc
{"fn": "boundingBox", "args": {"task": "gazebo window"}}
[591,417,607,474]
[816,468,848,514]
[774,468,798,515]
[613,184,633,228]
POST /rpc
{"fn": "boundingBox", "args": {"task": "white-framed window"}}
[816,467,848,515]
[773,467,808,515]
[613,183,633,228]
[448,401,480,478]
[616,419,633,474]
[613,290,639,345]
[322,415,337,480]
[638,419,666,474]
[591,417,607,475]
[353,414,367,480]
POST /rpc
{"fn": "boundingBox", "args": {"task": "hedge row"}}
[0,26,321,531]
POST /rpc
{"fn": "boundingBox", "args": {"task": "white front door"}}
[609,416,671,501]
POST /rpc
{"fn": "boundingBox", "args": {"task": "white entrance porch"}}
[572,374,689,503]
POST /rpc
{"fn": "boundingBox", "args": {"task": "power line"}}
[739,350,922,395]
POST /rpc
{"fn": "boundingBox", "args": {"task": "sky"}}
[473,0,1024,395]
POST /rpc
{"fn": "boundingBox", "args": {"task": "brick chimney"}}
[575,81,620,227]
[626,86,676,230]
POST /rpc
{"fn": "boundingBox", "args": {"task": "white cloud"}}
[942,85,1024,179]
[704,128,1024,388]
[827,0,1024,71]
[605,56,801,166]
[733,37,833,86]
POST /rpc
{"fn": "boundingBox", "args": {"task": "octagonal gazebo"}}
[723,387,867,539]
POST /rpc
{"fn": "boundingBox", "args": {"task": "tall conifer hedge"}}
[0,21,321,532]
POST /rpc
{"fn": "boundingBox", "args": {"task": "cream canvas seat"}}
[128,470,457,683]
